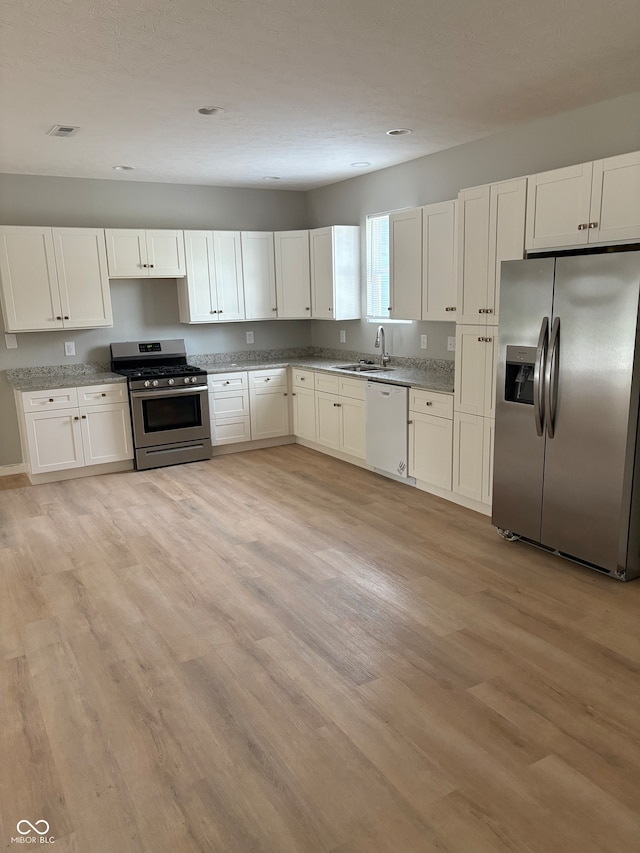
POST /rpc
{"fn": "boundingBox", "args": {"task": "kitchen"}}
[2,1,640,851]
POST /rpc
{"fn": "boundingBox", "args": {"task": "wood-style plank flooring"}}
[1,444,640,852]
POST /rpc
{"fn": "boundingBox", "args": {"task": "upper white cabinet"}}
[105,229,186,277]
[178,231,245,323]
[310,225,360,320]
[389,207,422,320]
[274,230,311,319]
[422,201,457,321]
[242,231,277,320]
[457,178,527,326]
[0,226,112,332]
[526,151,640,251]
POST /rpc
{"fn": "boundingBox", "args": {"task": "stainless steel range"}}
[110,339,211,470]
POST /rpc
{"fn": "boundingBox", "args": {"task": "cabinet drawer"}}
[21,387,78,413]
[292,368,315,388]
[77,383,128,406]
[314,372,339,394]
[212,416,251,445]
[409,388,453,419]
[338,376,366,401]
[208,371,248,392]
[249,368,287,388]
[209,389,249,419]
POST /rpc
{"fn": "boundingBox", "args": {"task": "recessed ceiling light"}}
[351,161,372,168]
[197,106,225,116]
[262,176,281,181]
[112,165,136,171]
[386,128,412,136]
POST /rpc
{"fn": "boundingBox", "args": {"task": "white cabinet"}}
[242,232,277,320]
[0,226,112,332]
[452,412,494,506]
[389,207,422,320]
[314,373,365,459]
[315,390,342,450]
[408,389,453,490]
[526,151,640,251]
[292,369,316,442]
[178,231,245,323]
[274,230,311,319]
[310,226,360,320]
[454,326,497,418]
[208,371,251,445]
[105,229,186,277]
[457,178,527,325]
[422,201,458,321]
[19,383,133,476]
[249,369,291,439]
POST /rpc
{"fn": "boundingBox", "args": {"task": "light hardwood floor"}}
[1,444,640,852]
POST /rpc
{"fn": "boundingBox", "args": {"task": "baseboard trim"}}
[211,435,295,456]
[27,460,134,485]
[413,477,491,516]
[0,462,26,477]
[294,437,372,471]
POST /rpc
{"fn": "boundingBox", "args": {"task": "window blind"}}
[366,213,390,319]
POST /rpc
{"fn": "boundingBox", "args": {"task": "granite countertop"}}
[5,366,126,393]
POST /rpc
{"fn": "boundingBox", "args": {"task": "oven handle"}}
[130,385,208,399]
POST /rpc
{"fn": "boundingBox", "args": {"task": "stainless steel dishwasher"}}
[365,381,409,479]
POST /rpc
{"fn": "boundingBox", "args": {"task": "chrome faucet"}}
[374,325,390,367]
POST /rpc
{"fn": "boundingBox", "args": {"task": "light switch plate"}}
[64,341,76,357]
[246,331,254,344]
[420,335,428,350]
[4,333,17,349]
[340,330,346,343]
[447,336,456,351]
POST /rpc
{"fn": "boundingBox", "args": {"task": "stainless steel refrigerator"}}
[492,251,640,580]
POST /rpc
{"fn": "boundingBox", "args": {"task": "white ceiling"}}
[1,0,639,190]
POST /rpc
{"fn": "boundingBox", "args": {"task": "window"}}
[366,213,389,319]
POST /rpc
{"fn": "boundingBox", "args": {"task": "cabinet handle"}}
[81,415,87,419]
[265,377,270,381]
[210,310,216,314]
[149,264,155,268]
[101,393,106,397]
[478,336,493,342]
[305,307,310,311]
[328,307,332,311]
[388,307,392,311]
[142,263,148,268]
[485,308,493,314]
[224,381,230,385]
[577,223,588,231]
[48,398,54,402]
[425,401,433,406]
[300,377,305,381]
[56,316,62,320]
[478,308,485,314]
[272,307,277,311]
[292,392,297,396]
[74,416,79,420]
[589,222,598,229]
[64,315,69,320]
[283,392,288,397]
[408,419,413,425]
[445,306,456,311]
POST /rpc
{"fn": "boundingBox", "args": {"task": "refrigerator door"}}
[492,259,555,539]
[541,253,640,572]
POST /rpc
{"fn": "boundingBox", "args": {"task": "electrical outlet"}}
[246,331,254,344]
[420,334,428,350]
[447,336,456,352]
[4,333,17,349]
[64,341,75,357]
[339,330,346,344]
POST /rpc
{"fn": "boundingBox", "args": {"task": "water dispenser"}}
[504,345,536,405]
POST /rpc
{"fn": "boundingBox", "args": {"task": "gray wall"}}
[308,92,640,358]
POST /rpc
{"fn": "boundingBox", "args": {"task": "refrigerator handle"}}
[544,317,561,438]
[533,316,549,437]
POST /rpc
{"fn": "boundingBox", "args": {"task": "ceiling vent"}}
[47,125,79,137]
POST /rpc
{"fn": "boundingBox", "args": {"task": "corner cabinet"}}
[0,226,113,332]
[310,226,361,320]
[274,230,311,319]
[105,229,186,277]
[526,151,640,251]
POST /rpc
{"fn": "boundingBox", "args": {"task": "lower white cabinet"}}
[314,373,366,459]
[208,371,251,445]
[19,383,133,476]
[292,369,316,442]
[408,389,454,489]
[452,411,494,505]
[249,368,291,439]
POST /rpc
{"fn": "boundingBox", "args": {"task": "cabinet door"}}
[180,231,216,322]
[0,226,63,332]
[105,229,148,277]
[80,403,133,465]
[315,391,341,450]
[292,385,316,442]
[389,207,422,320]
[24,410,84,474]
[310,227,334,319]
[210,389,249,419]
[213,231,245,321]
[242,232,277,320]
[422,201,457,321]
[52,228,113,329]
[589,151,640,245]
[452,412,484,502]
[454,325,494,416]
[457,185,491,325]
[340,397,365,459]
[487,179,526,325]
[482,417,495,506]
[212,416,251,445]
[145,230,186,277]
[409,411,453,489]
[525,163,592,251]
[274,230,311,319]
[249,387,290,439]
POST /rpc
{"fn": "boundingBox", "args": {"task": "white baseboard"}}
[0,462,26,477]
[413,477,491,517]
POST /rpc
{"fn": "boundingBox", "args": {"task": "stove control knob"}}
[167,378,175,386]
[152,380,159,387]
[144,380,151,388]
[190,376,198,384]
[183,377,190,384]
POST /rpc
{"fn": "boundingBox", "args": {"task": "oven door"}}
[130,385,210,448]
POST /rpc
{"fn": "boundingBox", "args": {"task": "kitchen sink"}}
[335,364,394,372]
